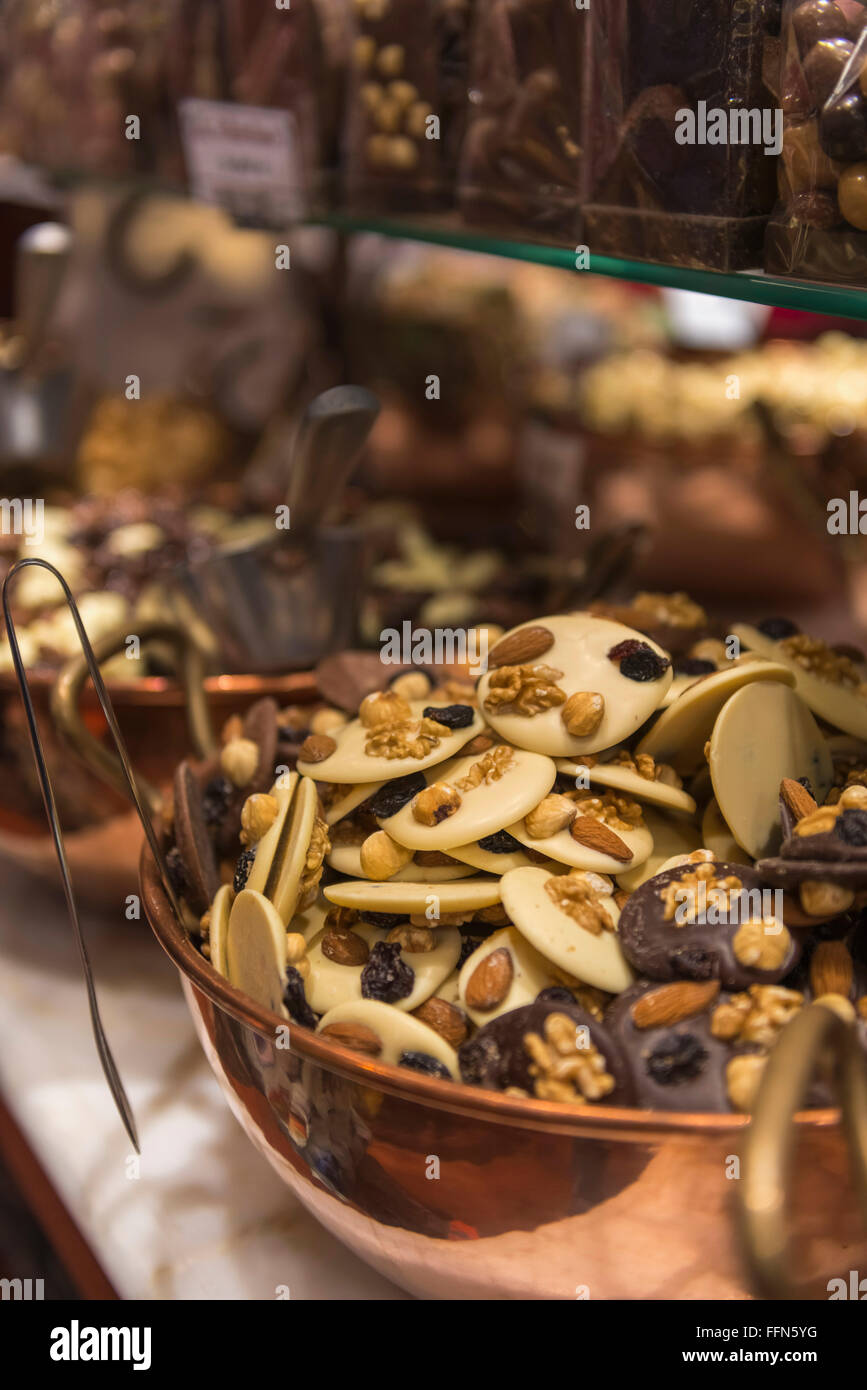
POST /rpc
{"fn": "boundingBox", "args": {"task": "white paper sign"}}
[179,98,305,226]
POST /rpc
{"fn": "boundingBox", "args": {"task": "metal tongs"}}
[2,559,186,1151]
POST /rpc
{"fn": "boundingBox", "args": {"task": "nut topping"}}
[321,928,370,966]
[561,691,605,737]
[732,918,792,972]
[359,830,413,880]
[483,664,566,717]
[810,940,854,999]
[525,793,576,839]
[544,872,614,935]
[412,781,462,825]
[631,980,720,1029]
[780,776,817,822]
[487,624,555,668]
[569,817,632,862]
[412,997,468,1047]
[320,1021,382,1056]
[465,947,514,1010]
[298,733,337,764]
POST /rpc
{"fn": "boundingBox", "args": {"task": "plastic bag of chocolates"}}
[766,0,867,283]
[342,0,473,213]
[583,0,782,271]
[456,0,584,242]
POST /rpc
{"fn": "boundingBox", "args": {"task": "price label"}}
[179,98,305,227]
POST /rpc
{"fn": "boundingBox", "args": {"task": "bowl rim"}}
[0,669,319,707]
[140,845,841,1139]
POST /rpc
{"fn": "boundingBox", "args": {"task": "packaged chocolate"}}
[583,0,782,271]
[765,0,867,284]
[342,0,473,213]
[457,0,584,242]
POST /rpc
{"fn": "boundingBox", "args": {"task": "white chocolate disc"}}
[476,613,672,756]
[260,776,321,924]
[500,866,634,994]
[326,840,476,881]
[317,999,459,1078]
[458,926,558,1025]
[555,753,696,816]
[616,807,703,892]
[708,681,833,859]
[297,699,484,783]
[226,889,288,1017]
[320,780,384,826]
[448,839,566,875]
[434,970,462,1005]
[306,922,460,1015]
[733,624,867,742]
[323,876,501,914]
[245,777,298,895]
[507,807,653,874]
[701,797,752,866]
[382,746,556,851]
[208,883,234,978]
[292,897,330,943]
[635,660,797,774]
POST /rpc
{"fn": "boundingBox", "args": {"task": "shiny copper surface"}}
[141,848,867,1300]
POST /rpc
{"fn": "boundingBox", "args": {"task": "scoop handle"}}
[284,384,380,534]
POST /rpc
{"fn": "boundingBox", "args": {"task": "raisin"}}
[368,772,427,819]
[165,845,189,899]
[620,648,670,682]
[233,847,256,893]
[670,947,717,980]
[423,703,474,730]
[536,986,576,1005]
[457,935,483,969]
[361,942,415,1003]
[837,809,867,846]
[607,639,644,661]
[283,966,319,1029]
[202,775,234,828]
[673,657,715,676]
[358,911,409,929]
[645,1032,708,1084]
[758,617,799,640]
[458,1031,502,1087]
[399,1051,452,1080]
[478,830,524,854]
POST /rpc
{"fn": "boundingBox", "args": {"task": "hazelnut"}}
[220,737,259,787]
[359,81,384,112]
[412,781,462,826]
[240,792,279,846]
[285,932,308,965]
[524,793,576,839]
[840,784,867,809]
[388,79,417,108]
[299,733,337,763]
[376,42,404,76]
[386,924,436,952]
[405,100,433,139]
[374,97,403,133]
[366,133,391,166]
[798,878,855,917]
[294,956,311,981]
[360,830,413,880]
[388,135,419,169]
[310,707,348,737]
[220,713,243,745]
[412,996,467,1047]
[353,34,376,69]
[359,689,411,728]
[390,670,431,700]
[561,691,605,737]
[726,1055,766,1112]
[732,918,792,971]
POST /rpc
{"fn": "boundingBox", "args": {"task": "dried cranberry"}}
[283,966,318,1029]
[368,772,427,819]
[536,986,576,1005]
[478,830,524,854]
[233,847,256,893]
[358,911,409,929]
[399,1051,452,1080]
[758,617,799,640]
[423,703,474,729]
[607,639,644,661]
[457,935,483,969]
[837,809,867,846]
[673,657,715,676]
[645,1032,708,1084]
[202,775,234,828]
[361,942,415,1003]
[620,649,670,682]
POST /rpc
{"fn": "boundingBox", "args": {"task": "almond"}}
[320,1021,382,1055]
[299,732,337,763]
[465,947,514,1010]
[488,624,554,669]
[321,928,370,966]
[810,939,854,1000]
[562,691,605,737]
[413,997,468,1047]
[613,889,630,911]
[462,733,496,756]
[631,980,720,1030]
[780,776,817,822]
[569,816,632,862]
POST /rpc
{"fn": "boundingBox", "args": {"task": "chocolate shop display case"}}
[6,0,867,1322]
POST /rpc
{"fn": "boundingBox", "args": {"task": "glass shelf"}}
[313,212,867,324]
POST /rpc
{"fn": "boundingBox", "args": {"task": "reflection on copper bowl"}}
[0,670,317,905]
[141,849,867,1300]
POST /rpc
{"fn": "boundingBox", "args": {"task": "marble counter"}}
[0,861,406,1301]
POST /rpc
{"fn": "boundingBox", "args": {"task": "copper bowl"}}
[141,847,867,1300]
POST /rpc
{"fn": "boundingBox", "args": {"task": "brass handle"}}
[739,1001,867,1299]
[51,619,216,818]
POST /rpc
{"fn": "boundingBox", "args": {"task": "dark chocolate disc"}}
[172,761,219,915]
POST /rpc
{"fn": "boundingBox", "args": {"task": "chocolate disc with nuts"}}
[296,698,485,784]
[173,761,219,915]
[555,749,696,817]
[382,746,556,852]
[458,926,560,1025]
[476,613,673,757]
[317,999,459,1079]
[507,792,654,875]
[732,623,867,742]
[306,921,460,1015]
[615,807,703,893]
[616,861,801,988]
[323,876,501,915]
[500,866,634,994]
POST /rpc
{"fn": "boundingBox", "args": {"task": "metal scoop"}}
[174,384,380,673]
